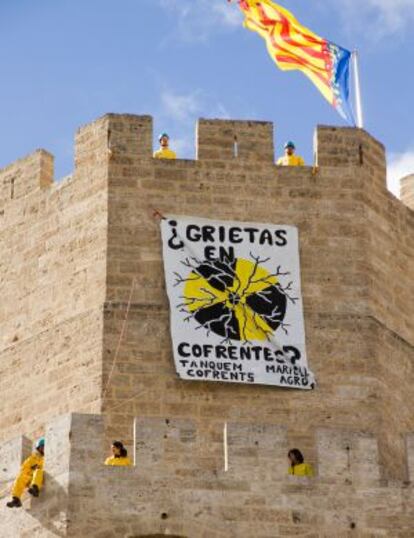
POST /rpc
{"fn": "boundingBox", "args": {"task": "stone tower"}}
[0,114,413,537]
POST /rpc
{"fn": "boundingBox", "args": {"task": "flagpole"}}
[352,50,364,129]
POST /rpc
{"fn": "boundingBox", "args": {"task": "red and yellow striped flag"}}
[233,0,354,123]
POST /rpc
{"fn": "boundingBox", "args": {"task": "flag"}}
[234,0,355,124]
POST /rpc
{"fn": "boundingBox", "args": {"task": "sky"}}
[0,0,413,196]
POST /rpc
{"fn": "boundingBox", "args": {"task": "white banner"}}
[161,216,315,390]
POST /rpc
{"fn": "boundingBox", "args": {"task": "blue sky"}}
[1,0,413,196]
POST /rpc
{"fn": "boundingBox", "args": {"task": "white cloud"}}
[211,1,244,27]
[213,102,231,119]
[159,0,414,43]
[159,0,242,41]
[161,89,230,123]
[173,137,194,156]
[387,149,414,197]
[155,88,233,158]
[161,90,202,123]
[330,0,414,39]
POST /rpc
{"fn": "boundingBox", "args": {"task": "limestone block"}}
[134,417,197,472]
[0,435,31,484]
[226,423,287,483]
[317,429,380,485]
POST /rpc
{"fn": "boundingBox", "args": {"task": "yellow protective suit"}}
[104,456,132,466]
[277,154,305,166]
[288,463,314,477]
[11,452,44,499]
[153,148,177,160]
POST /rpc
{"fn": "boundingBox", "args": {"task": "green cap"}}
[35,437,45,449]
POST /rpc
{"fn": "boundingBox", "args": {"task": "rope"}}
[102,277,136,401]
[105,389,149,413]
[152,207,166,220]
[102,209,164,407]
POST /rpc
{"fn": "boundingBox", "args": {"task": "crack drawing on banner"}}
[166,218,310,375]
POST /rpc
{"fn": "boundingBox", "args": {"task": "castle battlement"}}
[0,412,413,537]
[0,114,413,537]
[0,114,401,203]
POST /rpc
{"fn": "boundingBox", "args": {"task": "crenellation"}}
[0,149,54,206]
[314,126,387,187]
[74,115,110,174]
[1,414,414,537]
[196,118,274,162]
[106,114,153,162]
[74,113,153,178]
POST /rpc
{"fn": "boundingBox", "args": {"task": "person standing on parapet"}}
[6,437,45,508]
[153,132,177,159]
[277,141,305,166]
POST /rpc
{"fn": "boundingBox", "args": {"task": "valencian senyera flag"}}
[231,0,355,124]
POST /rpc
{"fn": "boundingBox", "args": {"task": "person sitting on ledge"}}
[153,132,177,160]
[105,441,132,466]
[6,437,45,508]
[288,448,314,477]
[277,141,305,166]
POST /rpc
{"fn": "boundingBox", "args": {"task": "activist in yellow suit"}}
[288,462,314,477]
[7,437,45,508]
[288,448,314,477]
[105,441,132,466]
[153,132,177,160]
[277,141,305,166]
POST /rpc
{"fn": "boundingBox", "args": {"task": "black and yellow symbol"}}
[181,258,288,342]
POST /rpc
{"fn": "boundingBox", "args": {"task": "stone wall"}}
[99,115,413,481]
[0,114,413,536]
[0,124,109,441]
[0,413,413,537]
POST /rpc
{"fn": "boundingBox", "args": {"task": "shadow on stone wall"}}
[25,472,68,537]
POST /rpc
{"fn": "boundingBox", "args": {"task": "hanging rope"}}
[102,209,165,408]
[102,277,136,402]
[105,389,149,413]
[152,207,166,221]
